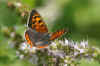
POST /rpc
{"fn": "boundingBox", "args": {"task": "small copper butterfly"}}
[25,10,66,48]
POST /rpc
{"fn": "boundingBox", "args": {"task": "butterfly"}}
[25,10,66,48]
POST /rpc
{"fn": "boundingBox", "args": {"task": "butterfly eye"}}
[32,22,35,24]
[33,16,40,18]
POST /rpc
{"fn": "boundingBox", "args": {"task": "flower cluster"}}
[16,39,100,66]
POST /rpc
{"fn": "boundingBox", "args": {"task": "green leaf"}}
[0,2,21,27]
[21,0,35,8]
[80,59,100,66]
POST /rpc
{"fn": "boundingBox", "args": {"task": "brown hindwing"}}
[50,29,66,40]
[25,32,34,48]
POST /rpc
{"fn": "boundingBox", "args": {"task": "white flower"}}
[10,32,15,38]
[19,54,24,59]
[29,47,36,53]
[51,42,57,47]
[15,2,22,7]
[19,42,37,53]
[64,64,67,66]
[64,60,68,63]
[20,42,27,50]
[80,41,88,48]
[74,52,79,56]
[16,51,20,56]
[74,44,79,50]
[65,39,69,45]
[49,50,65,58]
[68,41,75,47]
[59,40,64,45]
[79,49,85,53]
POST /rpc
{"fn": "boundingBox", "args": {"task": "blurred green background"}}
[0,0,100,66]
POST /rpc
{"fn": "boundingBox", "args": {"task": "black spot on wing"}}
[38,20,42,23]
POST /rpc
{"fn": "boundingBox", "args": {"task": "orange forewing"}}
[28,10,48,33]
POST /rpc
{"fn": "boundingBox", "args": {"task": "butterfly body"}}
[25,10,66,48]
